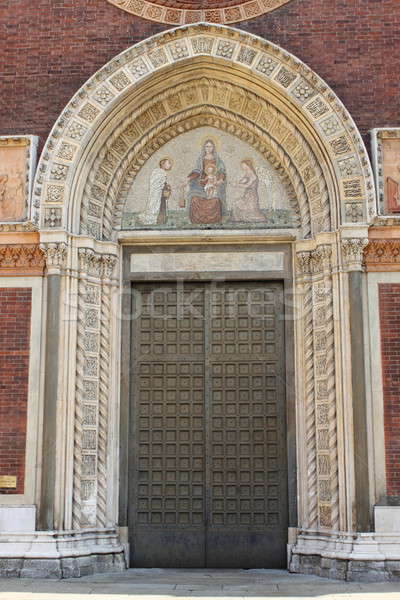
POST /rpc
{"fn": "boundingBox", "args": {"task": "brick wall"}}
[0,0,399,153]
[0,288,32,495]
[379,284,400,500]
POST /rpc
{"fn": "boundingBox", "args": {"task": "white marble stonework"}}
[375,507,400,533]
[0,506,36,532]
[130,251,285,274]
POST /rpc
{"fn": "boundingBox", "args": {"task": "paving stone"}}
[1,568,400,599]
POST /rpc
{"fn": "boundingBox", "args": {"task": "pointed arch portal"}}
[35,23,380,576]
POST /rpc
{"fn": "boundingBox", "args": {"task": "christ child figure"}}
[203,164,219,199]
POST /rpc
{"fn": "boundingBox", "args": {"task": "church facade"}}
[0,0,400,581]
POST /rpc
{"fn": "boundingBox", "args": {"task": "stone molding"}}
[0,244,45,276]
[364,239,400,271]
[34,24,375,235]
[106,0,293,25]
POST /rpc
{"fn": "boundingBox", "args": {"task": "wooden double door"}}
[129,281,288,568]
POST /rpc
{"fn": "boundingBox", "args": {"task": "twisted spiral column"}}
[72,270,87,529]
[304,279,318,528]
[96,266,112,528]
[324,272,340,529]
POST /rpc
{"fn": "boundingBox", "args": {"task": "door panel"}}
[129,281,287,568]
[130,285,206,567]
[206,283,287,567]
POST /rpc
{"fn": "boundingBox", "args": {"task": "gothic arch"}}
[34,23,376,239]
[35,24,376,541]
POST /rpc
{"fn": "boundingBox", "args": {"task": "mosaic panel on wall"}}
[372,128,400,215]
[0,138,32,223]
[106,0,293,25]
[122,127,295,230]
[384,139,400,213]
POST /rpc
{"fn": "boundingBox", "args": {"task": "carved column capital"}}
[310,245,332,275]
[78,247,118,280]
[40,242,68,273]
[341,238,369,272]
[78,248,103,278]
[296,251,312,278]
[101,254,118,280]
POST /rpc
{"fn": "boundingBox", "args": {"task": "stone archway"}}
[35,23,376,577]
[34,24,374,234]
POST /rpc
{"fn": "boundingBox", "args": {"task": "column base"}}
[0,528,126,579]
[289,529,400,581]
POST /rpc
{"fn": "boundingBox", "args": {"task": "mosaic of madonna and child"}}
[122,127,295,229]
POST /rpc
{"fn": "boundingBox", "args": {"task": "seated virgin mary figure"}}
[187,139,227,224]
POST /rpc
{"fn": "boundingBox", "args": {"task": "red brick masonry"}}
[379,284,400,500]
[0,288,32,495]
[0,0,399,150]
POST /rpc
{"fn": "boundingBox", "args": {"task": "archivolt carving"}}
[79,77,331,240]
[35,24,375,234]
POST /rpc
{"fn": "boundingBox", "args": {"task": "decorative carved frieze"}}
[0,222,37,233]
[364,239,400,271]
[310,246,332,275]
[106,0,294,25]
[0,244,45,275]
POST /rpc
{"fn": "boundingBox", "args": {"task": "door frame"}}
[118,241,297,565]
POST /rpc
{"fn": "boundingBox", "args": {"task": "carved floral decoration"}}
[106,0,293,25]
[0,244,45,275]
[364,239,400,271]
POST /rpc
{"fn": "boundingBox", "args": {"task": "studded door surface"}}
[129,282,287,567]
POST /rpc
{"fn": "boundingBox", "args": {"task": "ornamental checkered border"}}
[107,0,293,25]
